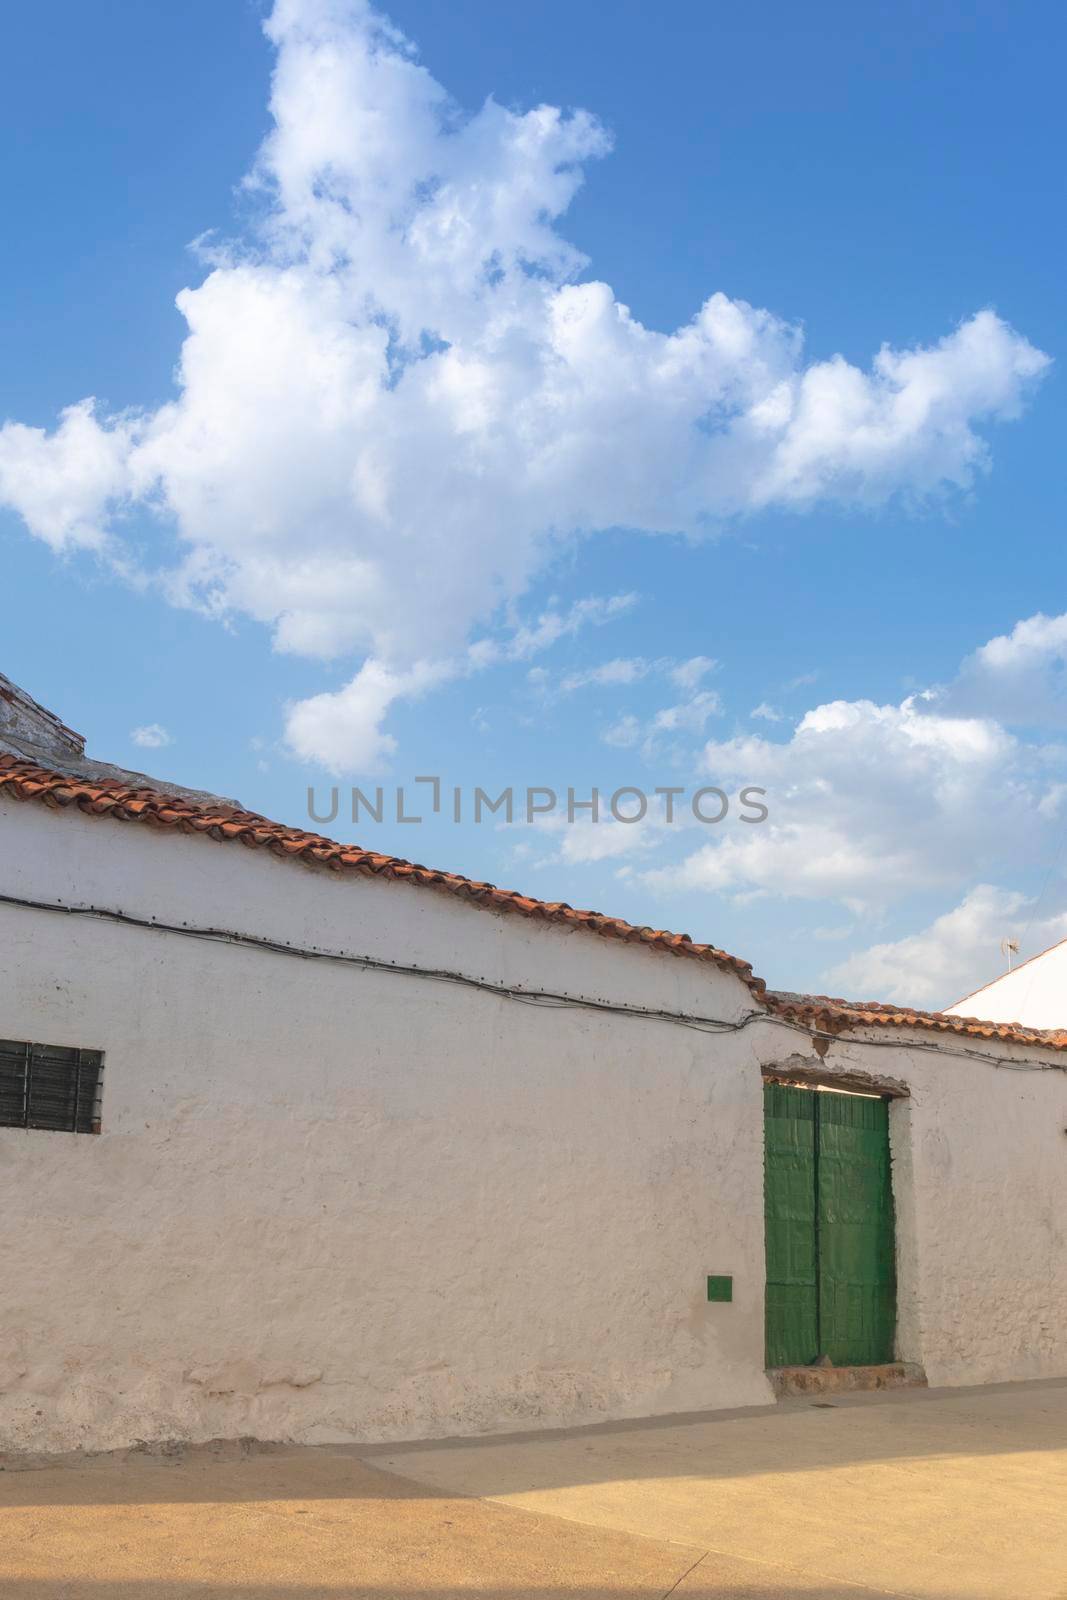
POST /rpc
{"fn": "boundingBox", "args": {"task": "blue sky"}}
[2,0,1065,1004]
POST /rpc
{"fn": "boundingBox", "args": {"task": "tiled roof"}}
[765,991,1067,1054]
[0,754,764,991]
[3,750,1066,1056]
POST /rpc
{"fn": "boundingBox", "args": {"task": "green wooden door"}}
[764,1082,895,1368]
[764,1083,819,1368]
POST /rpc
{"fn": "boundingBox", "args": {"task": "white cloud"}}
[558,653,713,696]
[648,689,721,736]
[544,815,660,865]
[525,804,668,866]
[503,595,637,662]
[284,588,633,770]
[751,701,782,722]
[0,0,1049,768]
[826,885,1067,1010]
[0,400,137,553]
[130,723,173,749]
[670,656,717,691]
[284,657,450,773]
[597,688,722,757]
[561,657,650,691]
[601,714,641,748]
[941,611,1067,727]
[645,614,1067,912]
[741,310,1048,509]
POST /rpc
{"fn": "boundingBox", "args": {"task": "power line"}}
[1,891,1063,1075]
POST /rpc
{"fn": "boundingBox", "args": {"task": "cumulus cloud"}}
[941,612,1067,727]
[645,615,1067,913]
[130,723,173,749]
[826,885,1067,1010]
[284,657,450,772]
[0,0,1050,769]
[286,588,635,769]
[532,812,662,866]
[525,799,678,867]
[0,400,139,554]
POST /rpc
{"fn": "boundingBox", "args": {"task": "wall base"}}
[769,1362,927,1398]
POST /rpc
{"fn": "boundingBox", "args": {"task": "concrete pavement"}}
[0,1379,1064,1598]
[376,1377,1067,1599]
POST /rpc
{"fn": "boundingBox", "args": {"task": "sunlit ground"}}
[1,1380,1065,1598]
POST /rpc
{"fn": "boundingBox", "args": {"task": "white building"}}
[2,673,1066,1456]
[945,939,1067,1031]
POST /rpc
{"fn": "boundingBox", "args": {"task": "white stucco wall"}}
[814,1039,1067,1387]
[944,939,1067,1029]
[1,795,1066,1454]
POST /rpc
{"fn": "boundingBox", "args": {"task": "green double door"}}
[764,1081,896,1368]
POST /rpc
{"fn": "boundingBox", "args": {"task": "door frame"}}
[762,1065,909,1369]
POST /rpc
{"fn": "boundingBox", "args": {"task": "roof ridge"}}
[4,752,1066,1054]
[763,988,1067,1053]
[0,753,764,991]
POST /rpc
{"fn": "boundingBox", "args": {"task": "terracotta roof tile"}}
[0,754,764,992]
[764,990,1067,1054]
[4,751,1066,1056]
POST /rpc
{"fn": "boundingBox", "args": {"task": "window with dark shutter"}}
[0,1039,103,1134]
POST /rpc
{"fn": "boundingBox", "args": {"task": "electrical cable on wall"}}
[1,890,1063,1076]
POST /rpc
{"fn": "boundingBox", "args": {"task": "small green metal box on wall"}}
[707,1275,733,1302]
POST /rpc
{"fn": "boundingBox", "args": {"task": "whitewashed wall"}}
[817,1035,1067,1388]
[944,941,1067,1030]
[1,794,1066,1454]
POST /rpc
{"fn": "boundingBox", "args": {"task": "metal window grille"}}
[0,1039,103,1134]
